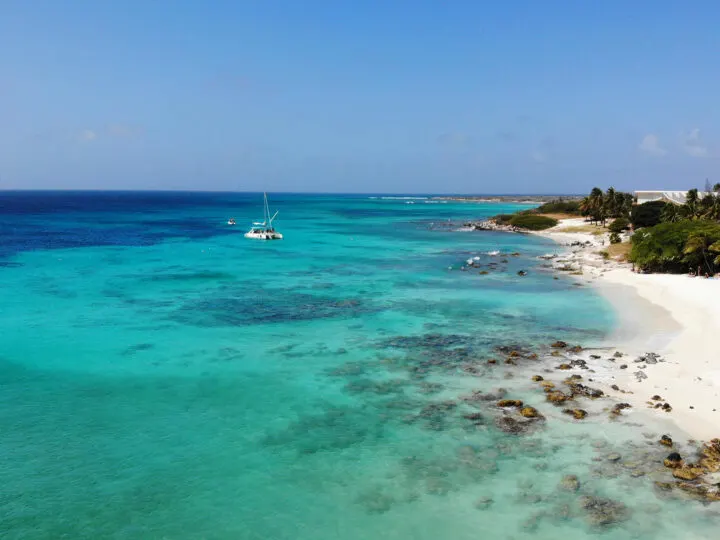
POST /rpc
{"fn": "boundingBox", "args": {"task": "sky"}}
[1,0,719,193]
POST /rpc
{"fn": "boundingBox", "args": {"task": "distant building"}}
[634,190,710,205]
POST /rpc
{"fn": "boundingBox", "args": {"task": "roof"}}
[634,190,711,205]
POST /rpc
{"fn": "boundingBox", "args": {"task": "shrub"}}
[629,220,720,274]
[534,200,581,215]
[609,232,621,244]
[608,217,630,233]
[509,214,558,231]
[630,201,668,228]
[494,214,515,225]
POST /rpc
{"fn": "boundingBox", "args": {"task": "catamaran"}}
[244,193,283,240]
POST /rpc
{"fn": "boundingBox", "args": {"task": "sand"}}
[536,218,720,441]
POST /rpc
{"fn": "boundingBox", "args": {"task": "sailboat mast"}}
[264,192,273,227]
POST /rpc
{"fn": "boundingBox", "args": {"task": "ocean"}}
[0,192,715,539]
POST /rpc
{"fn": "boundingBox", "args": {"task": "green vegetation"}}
[579,187,634,225]
[660,189,720,222]
[629,220,720,274]
[509,214,558,230]
[609,232,621,244]
[631,201,667,228]
[494,214,515,225]
[608,217,630,233]
[534,199,581,215]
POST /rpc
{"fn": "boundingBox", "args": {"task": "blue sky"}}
[1,1,718,193]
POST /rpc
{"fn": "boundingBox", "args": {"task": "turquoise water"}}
[0,193,715,539]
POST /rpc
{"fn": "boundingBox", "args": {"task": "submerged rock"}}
[356,489,396,514]
[474,496,494,510]
[551,341,568,348]
[494,415,540,435]
[676,482,720,502]
[559,475,581,492]
[578,496,630,527]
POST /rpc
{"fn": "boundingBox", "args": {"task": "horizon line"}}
[0,188,585,197]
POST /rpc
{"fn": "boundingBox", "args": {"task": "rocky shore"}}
[463,219,528,233]
[459,215,720,503]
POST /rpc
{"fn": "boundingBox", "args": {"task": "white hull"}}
[244,231,283,240]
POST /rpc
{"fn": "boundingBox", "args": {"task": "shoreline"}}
[533,218,720,441]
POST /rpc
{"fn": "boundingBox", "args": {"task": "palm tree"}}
[621,193,634,218]
[684,188,701,219]
[605,187,617,218]
[588,187,604,225]
[684,231,719,274]
[711,241,720,266]
[701,194,720,221]
[661,204,682,223]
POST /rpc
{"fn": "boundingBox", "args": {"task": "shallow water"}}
[0,192,715,539]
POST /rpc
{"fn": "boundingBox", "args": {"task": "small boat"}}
[227,218,236,226]
[245,193,283,240]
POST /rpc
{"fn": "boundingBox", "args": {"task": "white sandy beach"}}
[538,218,720,441]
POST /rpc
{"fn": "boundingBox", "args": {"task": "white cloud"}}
[682,128,708,157]
[80,129,97,142]
[638,134,666,156]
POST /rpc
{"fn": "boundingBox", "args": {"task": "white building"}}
[634,190,710,205]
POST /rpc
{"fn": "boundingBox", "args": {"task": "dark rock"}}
[551,341,568,348]
[619,364,628,369]
[563,408,588,420]
[520,406,542,419]
[568,383,604,399]
[663,452,683,468]
[531,375,544,382]
[659,435,673,447]
[546,391,571,404]
[557,363,572,370]
[610,403,631,416]
[611,384,619,391]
